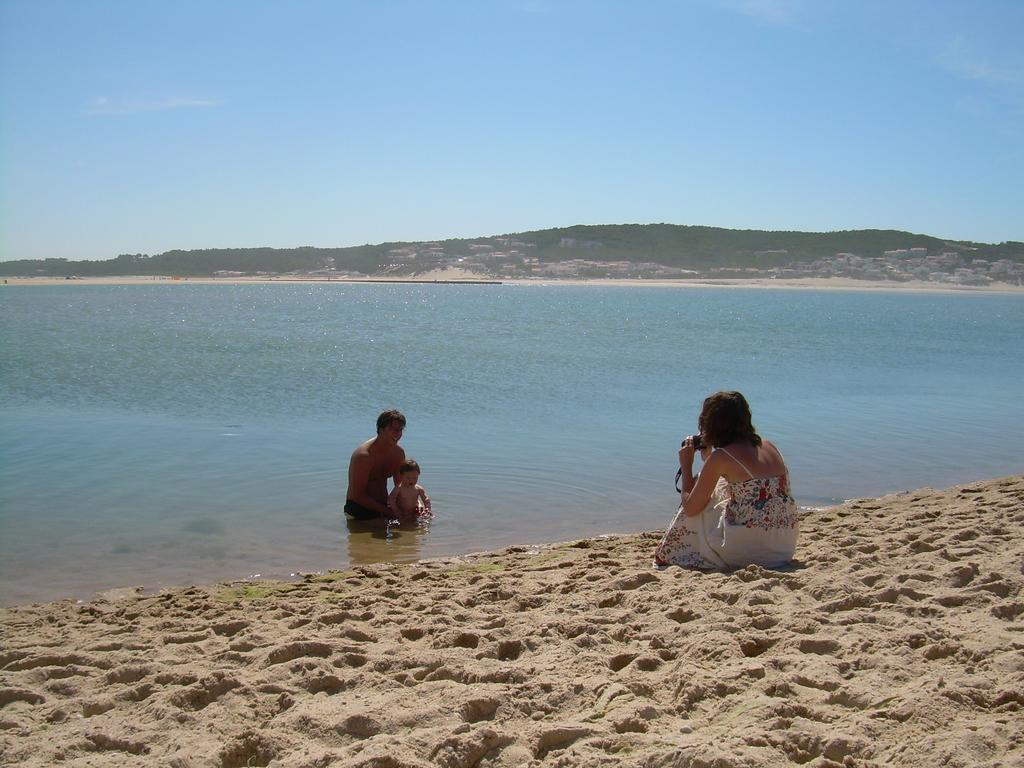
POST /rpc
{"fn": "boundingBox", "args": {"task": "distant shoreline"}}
[5,273,1023,295]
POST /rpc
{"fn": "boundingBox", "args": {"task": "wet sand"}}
[1,475,1022,766]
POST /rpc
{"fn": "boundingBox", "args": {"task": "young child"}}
[387,459,432,521]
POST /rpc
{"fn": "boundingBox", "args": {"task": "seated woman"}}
[654,391,798,570]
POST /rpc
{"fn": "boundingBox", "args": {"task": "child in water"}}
[388,459,432,522]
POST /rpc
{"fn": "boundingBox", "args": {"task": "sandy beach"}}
[4,273,1023,294]
[1,475,1021,766]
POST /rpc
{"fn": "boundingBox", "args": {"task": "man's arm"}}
[347,452,390,516]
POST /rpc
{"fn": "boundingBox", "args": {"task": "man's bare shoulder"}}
[379,444,405,474]
[350,438,375,461]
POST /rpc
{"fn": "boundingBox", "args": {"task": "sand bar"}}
[1,475,1022,766]
[4,273,1023,294]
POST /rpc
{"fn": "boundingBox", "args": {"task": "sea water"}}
[1,283,1022,604]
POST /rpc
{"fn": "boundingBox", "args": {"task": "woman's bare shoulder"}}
[758,439,788,472]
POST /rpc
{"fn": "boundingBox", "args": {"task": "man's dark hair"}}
[376,409,406,433]
[698,391,762,448]
[399,459,420,475]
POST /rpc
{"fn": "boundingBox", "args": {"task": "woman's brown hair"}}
[698,391,762,448]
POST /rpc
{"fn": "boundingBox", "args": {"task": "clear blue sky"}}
[1,0,1021,261]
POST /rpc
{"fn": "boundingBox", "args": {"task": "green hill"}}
[2,224,1021,277]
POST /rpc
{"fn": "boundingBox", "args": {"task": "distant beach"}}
[5,272,1023,294]
[1,475,1021,766]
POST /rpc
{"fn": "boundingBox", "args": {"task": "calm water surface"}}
[2,283,1022,604]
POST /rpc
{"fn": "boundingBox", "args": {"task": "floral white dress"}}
[654,449,799,570]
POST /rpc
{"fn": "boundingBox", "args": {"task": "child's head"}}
[398,459,421,486]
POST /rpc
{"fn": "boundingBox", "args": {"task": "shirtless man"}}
[344,409,407,522]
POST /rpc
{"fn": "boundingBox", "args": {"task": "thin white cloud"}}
[935,37,1023,88]
[87,96,221,116]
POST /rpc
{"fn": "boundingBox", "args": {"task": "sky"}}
[1,0,1022,261]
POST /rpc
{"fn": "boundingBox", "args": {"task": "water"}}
[1,283,1022,605]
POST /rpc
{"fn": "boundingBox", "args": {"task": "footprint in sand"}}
[460,697,500,722]
[921,641,961,660]
[211,620,250,637]
[972,575,1016,598]
[299,674,348,695]
[798,637,841,656]
[5,654,110,672]
[339,627,376,642]
[265,642,332,666]
[533,725,593,759]
[104,665,150,685]
[46,680,79,697]
[665,607,699,623]
[496,639,524,661]
[82,699,116,717]
[431,727,513,768]
[0,688,45,707]
[162,631,209,645]
[0,650,30,668]
[632,656,662,672]
[154,672,198,686]
[169,673,242,711]
[334,652,368,668]
[739,635,777,658]
[118,683,157,702]
[990,601,1024,620]
[218,730,279,768]
[613,572,659,591]
[608,653,637,672]
[433,631,480,650]
[84,732,151,756]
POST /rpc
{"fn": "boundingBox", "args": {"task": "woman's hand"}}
[678,436,699,495]
[680,444,724,517]
[678,435,698,468]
